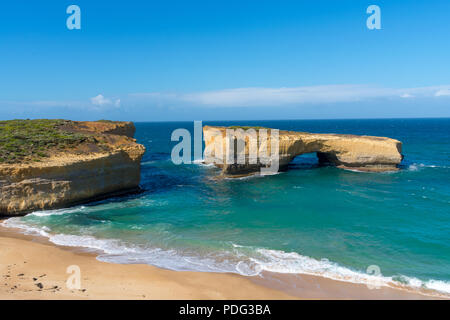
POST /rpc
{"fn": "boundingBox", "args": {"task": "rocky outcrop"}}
[0,121,145,216]
[203,126,403,175]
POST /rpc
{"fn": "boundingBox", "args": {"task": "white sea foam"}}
[29,206,87,217]
[223,171,282,181]
[2,218,450,297]
[243,248,450,296]
[249,248,395,286]
[192,159,215,167]
[2,218,52,237]
[407,163,446,171]
[341,168,372,173]
[1,218,237,273]
[424,280,450,294]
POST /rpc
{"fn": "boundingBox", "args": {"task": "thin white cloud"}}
[2,85,449,113]
[435,89,450,97]
[91,94,110,106]
[181,85,390,106]
[130,84,450,107]
[90,94,121,107]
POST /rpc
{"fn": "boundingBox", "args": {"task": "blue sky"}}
[0,0,449,121]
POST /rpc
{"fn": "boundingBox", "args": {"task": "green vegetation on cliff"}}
[0,119,88,163]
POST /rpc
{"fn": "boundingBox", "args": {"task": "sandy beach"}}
[0,226,293,300]
[0,224,444,300]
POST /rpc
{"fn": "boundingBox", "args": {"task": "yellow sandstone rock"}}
[0,121,145,216]
[203,126,403,175]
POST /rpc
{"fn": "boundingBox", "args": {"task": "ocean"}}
[4,118,450,296]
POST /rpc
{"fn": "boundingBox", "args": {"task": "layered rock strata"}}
[0,121,145,216]
[203,126,403,175]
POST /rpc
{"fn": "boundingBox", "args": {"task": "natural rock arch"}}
[203,126,403,175]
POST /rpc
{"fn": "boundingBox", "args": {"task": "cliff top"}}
[0,119,138,165]
[203,125,400,143]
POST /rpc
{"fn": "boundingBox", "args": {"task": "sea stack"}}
[0,120,145,216]
[203,126,403,176]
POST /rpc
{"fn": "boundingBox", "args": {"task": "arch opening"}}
[287,153,319,170]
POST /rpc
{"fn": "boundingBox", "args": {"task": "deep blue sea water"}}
[4,119,450,295]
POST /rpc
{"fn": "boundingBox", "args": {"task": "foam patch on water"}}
[192,159,215,167]
[28,206,87,217]
[223,171,282,181]
[25,198,162,218]
[141,160,156,166]
[2,218,450,297]
[406,163,447,171]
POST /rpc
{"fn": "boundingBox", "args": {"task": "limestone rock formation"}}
[0,120,145,216]
[203,126,403,176]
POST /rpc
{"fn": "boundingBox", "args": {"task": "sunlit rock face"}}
[0,121,145,216]
[203,126,403,176]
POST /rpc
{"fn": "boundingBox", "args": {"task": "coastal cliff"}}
[203,126,403,175]
[0,120,145,216]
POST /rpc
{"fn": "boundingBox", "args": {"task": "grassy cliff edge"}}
[0,120,145,216]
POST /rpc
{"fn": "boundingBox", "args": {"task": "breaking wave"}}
[2,218,449,298]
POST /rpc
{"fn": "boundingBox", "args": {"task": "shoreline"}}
[0,225,293,300]
[0,223,445,300]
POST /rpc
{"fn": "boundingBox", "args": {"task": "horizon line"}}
[130,116,450,123]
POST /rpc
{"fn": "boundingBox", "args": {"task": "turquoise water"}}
[4,119,450,295]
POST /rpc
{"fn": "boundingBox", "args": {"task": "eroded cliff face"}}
[0,121,145,216]
[203,126,403,175]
